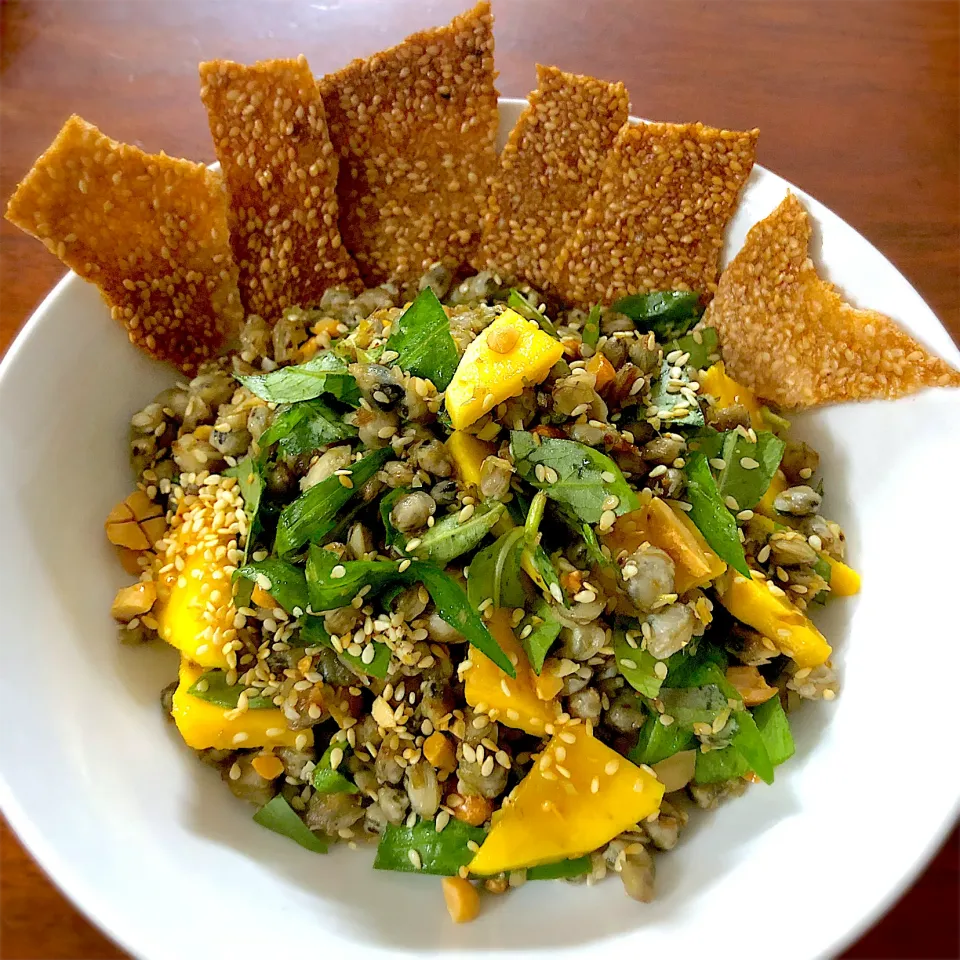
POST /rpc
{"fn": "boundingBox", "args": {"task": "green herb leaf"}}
[527,855,592,880]
[312,742,359,795]
[378,486,408,549]
[275,448,393,557]
[253,796,328,853]
[610,291,704,339]
[237,352,360,405]
[728,707,774,785]
[235,558,309,615]
[306,545,401,612]
[383,287,458,390]
[301,616,391,680]
[510,432,639,524]
[684,453,752,577]
[187,671,275,709]
[508,289,559,338]
[582,305,601,348]
[526,543,564,604]
[374,818,486,876]
[662,325,719,370]
[258,398,357,458]
[614,631,664,698]
[713,430,786,511]
[225,456,265,563]
[466,527,527,610]
[658,684,730,728]
[581,523,615,571]
[629,716,696,766]
[519,601,562,674]
[409,501,505,567]
[649,359,704,428]
[411,561,515,677]
[752,694,795,767]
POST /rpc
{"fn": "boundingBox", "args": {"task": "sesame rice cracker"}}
[702,192,960,407]
[551,120,759,308]
[5,115,242,374]
[319,1,499,290]
[199,56,361,321]
[471,65,628,290]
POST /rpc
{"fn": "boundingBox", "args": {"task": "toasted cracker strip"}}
[702,192,960,407]
[5,115,241,373]
[199,56,360,321]
[319,1,499,289]
[471,65,628,289]
[552,120,759,308]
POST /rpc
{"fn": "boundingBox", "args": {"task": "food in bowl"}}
[5,0,958,926]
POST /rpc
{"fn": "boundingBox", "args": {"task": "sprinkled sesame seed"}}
[740,457,760,470]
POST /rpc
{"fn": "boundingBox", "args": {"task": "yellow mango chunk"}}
[171,660,309,751]
[446,309,564,431]
[468,725,663,875]
[463,609,561,736]
[823,555,860,596]
[447,431,495,488]
[701,362,764,430]
[716,569,831,668]
[604,497,726,593]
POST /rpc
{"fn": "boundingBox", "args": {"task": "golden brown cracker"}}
[5,115,241,373]
[319,1,499,289]
[199,56,360,321]
[552,120,759,307]
[472,64,628,289]
[702,192,960,407]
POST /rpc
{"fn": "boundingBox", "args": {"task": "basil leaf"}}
[658,684,729,728]
[253,796,328,853]
[235,558,308,615]
[306,545,401,611]
[411,561,515,677]
[614,631,664,699]
[526,543,564,604]
[383,287,458,390]
[684,453,752,577]
[312,742,359,795]
[649,359,704,428]
[713,430,786,511]
[527,855,592,880]
[729,707,774,785]
[237,352,360,405]
[275,448,393,557]
[663,325,719,370]
[510,432,639,524]
[519,601,562,674]
[225,456,265,563]
[374,817,486,876]
[507,289,559,338]
[629,716,696,766]
[301,615,391,680]
[752,694,795,767]
[187,671,275,709]
[466,527,527,610]
[610,291,704,338]
[582,305,601,348]
[259,398,357,458]
[410,501,505,567]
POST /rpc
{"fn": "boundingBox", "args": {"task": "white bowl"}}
[1,99,958,960]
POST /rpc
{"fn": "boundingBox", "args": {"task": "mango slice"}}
[463,609,561,736]
[701,362,764,430]
[445,309,564,431]
[603,496,726,593]
[447,431,495,488]
[468,725,663,875]
[171,660,308,751]
[716,569,831,668]
[822,554,860,597]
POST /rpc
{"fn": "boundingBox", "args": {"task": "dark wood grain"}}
[0,2,957,958]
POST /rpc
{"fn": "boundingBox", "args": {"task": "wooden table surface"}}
[0,1,957,957]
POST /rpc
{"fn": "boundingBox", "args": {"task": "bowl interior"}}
[1,99,959,960]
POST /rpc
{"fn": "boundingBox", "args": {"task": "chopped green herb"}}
[237,351,360,405]
[379,486,408,549]
[187,670,275,709]
[225,456,264,563]
[408,501,504,567]
[527,855,592,880]
[312,742,359,795]
[610,291,704,339]
[582,304,601,348]
[257,398,357,457]
[648,358,705,428]
[374,817,486,876]
[581,523,615,571]
[658,684,730,728]
[253,795,328,853]
[383,287,459,390]
[614,631,664,699]
[507,288,559,338]
[684,453,752,577]
[306,545,401,612]
[629,716,696,766]
[510,432,639,524]
[518,601,562,674]
[275,448,393,557]
[234,558,308,615]
[712,430,786,511]
[301,616,391,680]
[466,527,527,611]
[662,325,719,370]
